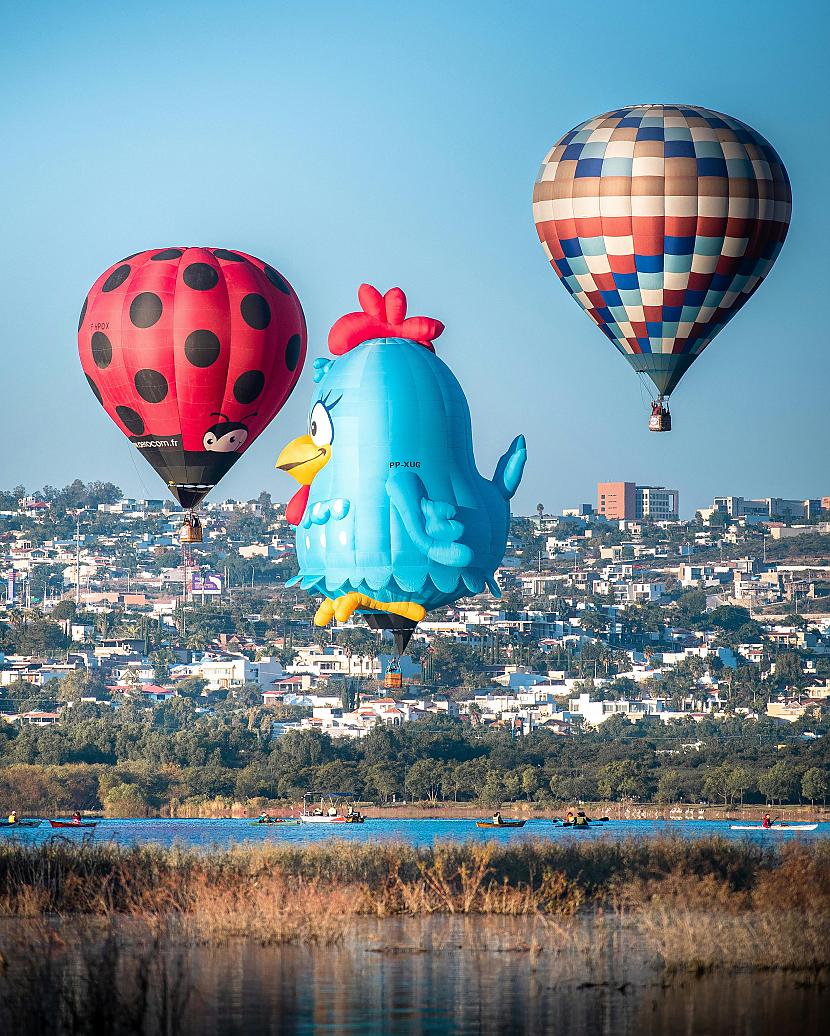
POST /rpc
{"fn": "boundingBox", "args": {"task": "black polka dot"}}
[285,334,301,371]
[152,248,183,261]
[134,369,168,403]
[78,297,88,332]
[130,292,163,327]
[184,329,221,367]
[183,263,218,290]
[91,331,112,369]
[85,374,103,405]
[240,293,270,329]
[213,249,246,262]
[263,264,290,294]
[102,265,131,292]
[116,406,145,435]
[120,252,142,262]
[234,370,264,404]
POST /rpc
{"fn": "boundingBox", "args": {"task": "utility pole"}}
[75,515,81,607]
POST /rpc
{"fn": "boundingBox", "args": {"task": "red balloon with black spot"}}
[78,247,307,509]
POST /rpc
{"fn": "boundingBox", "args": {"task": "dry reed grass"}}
[0,836,827,966]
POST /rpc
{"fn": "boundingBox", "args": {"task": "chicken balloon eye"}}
[309,402,334,447]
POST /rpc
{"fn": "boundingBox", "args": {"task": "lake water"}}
[2,816,827,849]
[2,916,826,1035]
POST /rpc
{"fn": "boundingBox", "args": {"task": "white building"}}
[190,655,284,690]
[636,486,679,521]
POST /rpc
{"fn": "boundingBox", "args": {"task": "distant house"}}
[262,675,312,706]
[139,685,176,702]
[13,710,61,726]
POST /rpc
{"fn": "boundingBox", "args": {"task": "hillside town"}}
[2,479,829,756]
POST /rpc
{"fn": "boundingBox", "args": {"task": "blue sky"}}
[1,0,826,515]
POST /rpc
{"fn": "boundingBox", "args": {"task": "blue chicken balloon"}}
[276,284,526,639]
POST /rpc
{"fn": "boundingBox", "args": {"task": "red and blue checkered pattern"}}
[533,105,791,395]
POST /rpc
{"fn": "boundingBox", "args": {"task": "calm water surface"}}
[2,816,827,849]
[184,921,828,1036]
[2,916,826,1036]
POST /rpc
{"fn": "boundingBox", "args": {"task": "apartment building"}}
[597,482,678,521]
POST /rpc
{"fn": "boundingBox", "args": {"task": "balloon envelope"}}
[533,105,791,397]
[278,285,526,624]
[79,247,306,508]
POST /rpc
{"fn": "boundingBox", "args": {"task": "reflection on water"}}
[1,916,826,1035]
[177,919,828,1036]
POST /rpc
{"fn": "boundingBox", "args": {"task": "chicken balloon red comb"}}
[328,284,445,356]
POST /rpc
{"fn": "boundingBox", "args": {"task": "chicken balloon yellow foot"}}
[314,594,426,627]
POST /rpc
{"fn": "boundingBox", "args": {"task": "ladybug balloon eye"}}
[309,401,334,447]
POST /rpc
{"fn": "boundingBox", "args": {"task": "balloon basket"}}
[180,514,203,544]
[648,401,672,433]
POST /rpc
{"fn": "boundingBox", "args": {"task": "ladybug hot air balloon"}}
[78,247,306,539]
[533,105,792,430]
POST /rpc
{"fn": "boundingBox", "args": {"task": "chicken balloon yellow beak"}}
[276,435,331,485]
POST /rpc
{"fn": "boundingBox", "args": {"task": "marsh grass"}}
[1,838,828,1035]
[0,837,827,967]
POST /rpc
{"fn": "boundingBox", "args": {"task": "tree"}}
[151,649,176,683]
[407,759,442,803]
[656,769,683,804]
[703,605,753,632]
[596,760,639,801]
[757,762,798,806]
[726,765,754,807]
[479,770,505,808]
[521,766,540,800]
[340,678,359,713]
[176,676,207,699]
[775,652,804,690]
[11,619,69,656]
[365,764,398,802]
[50,600,77,621]
[801,767,828,806]
[702,763,731,805]
[56,669,108,703]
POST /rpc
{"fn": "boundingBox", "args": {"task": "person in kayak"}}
[574,811,589,827]
[7,811,17,824]
[565,810,575,824]
[492,811,503,826]
[72,811,82,824]
[762,813,772,829]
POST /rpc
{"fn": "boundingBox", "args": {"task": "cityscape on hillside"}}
[1,477,828,810]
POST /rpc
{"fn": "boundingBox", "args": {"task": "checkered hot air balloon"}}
[532,105,792,431]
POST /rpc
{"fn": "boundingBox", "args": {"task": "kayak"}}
[0,819,41,828]
[730,824,817,831]
[562,817,609,828]
[48,820,98,829]
[476,819,526,828]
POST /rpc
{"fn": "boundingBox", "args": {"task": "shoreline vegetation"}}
[1,837,828,1031]
[0,837,827,951]
[12,800,828,822]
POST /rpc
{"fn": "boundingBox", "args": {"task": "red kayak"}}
[49,820,97,829]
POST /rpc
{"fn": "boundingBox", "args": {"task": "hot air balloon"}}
[533,105,791,430]
[78,247,306,540]
[276,284,526,654]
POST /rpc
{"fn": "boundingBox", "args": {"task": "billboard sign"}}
[191,572,222,595]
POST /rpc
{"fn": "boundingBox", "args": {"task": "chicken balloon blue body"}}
[277,284,526,630]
